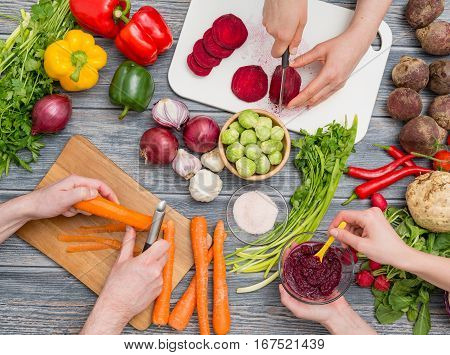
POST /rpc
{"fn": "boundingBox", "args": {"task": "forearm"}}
[0,195,33,244]
[80,297,129,335]
[400,247,450,292]
[323,299,377,335]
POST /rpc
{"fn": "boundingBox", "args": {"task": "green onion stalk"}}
[227,116,358,293]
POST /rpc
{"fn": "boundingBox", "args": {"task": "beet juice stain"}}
[283,243,342,300]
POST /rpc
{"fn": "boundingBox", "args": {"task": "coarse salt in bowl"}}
[227,184,288,246]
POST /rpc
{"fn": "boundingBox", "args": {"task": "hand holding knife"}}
[277,49,290,113]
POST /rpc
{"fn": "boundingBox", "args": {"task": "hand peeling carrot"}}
[74,196,152,230]
[66,243,111,253]
[212,221,230,335]
[190,216,210,335]
[152,220,176,326]
[168,247,213,331]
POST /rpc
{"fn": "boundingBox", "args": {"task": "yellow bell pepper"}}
[44,30,107,92]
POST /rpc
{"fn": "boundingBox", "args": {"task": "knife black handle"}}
[281,49,289,68]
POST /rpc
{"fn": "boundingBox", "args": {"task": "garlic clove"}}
[172,149,202,180]
[201,148,225,173]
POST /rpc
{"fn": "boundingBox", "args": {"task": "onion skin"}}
[140,127,179,165]
[183,115,220,153]
[31,94,72,135]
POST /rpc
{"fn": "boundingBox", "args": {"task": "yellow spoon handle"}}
[315,221,347,262]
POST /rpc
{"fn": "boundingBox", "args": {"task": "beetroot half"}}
[193,39,221,69]
[231,65,268,102]
[212,14,248,50]
[187,53,212,76]
[269,66,302,105]
[203,28,234,59]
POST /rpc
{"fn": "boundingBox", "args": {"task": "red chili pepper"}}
[346,154,415,180]
[115,6,173,66]
[373,144,416,167]
[69,0,131,39]
[342,166,431,205]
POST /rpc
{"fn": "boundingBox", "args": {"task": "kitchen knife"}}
[278,49,290,113]
[143,200,167,252]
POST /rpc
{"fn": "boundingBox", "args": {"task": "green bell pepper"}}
[109,60,155,120]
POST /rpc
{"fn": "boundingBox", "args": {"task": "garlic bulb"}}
[172,149,202,180]
[201,148,224,173]
[152,98,190,130]
[189,169,223,202]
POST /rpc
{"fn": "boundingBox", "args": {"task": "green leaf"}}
[413,303,431,335]
[388,293,414,311]
[407,307,418,322]
[433,233,450,253]
[24,58,41,72]
[417,287,430,304]
[375,304,404,324]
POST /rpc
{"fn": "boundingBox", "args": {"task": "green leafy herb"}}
[413,303,431,335]
[376,304,404,324]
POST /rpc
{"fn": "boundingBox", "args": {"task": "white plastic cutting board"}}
[168,0,392,143]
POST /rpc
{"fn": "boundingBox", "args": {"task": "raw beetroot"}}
[212,14,248,50]
[269,66,302,105]
[187,53,212,76]
[193,39,221,68]
[231,65,268,102]
[203,28,233,59]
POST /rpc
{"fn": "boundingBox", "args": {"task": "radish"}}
[371,193,388,211]
[369,260,383,270]
[356,270,374,288]
[374,275,390,292]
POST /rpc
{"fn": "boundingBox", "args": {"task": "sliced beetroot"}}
[212,14,248,50]
[231,65,268,102]
[193,39,221,69]
[269,65,302,105]
[203,28,234,59]
[187,53,212,76]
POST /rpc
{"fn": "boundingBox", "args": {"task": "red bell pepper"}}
[70,0,131,39]
[115,6,173,66]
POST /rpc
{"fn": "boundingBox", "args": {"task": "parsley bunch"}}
[227,117,358,292]
[0,0,74,177]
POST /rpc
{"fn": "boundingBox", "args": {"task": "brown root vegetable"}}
[391,56,429,91]
[406,171,450,233]
[399,115,447,155]
[429,60,450,95]
[429,94,450,130]
[416,21,450,56]
[387,88,422,121]
[405,0,444,29]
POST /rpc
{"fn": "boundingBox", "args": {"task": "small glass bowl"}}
[278,232,355,305]
[226,184,288,246]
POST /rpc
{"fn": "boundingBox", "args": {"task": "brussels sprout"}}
[255,125,271,141]
[240,129,257,146]
[256,116,273,129]
[260,139,279,154]
[236,157,256,178]
[255,154,271,174]
[229,121,245,134]
[245,143,262,161]
[238,109,259,129]
[275,141,284,152]
[226,142,245,163]
[221,128,239,145]
[271,126,285,141]
[269,151,283,165]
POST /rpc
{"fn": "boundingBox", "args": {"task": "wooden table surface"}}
[0,0,448,335]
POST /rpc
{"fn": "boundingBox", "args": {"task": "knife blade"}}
[278,49,290,113]
[143,200,167,252]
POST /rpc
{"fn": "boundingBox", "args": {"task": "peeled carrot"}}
[168,247,213,331]
[152,220,176,326]
[59,235,141,255]
[190,216,210,335]
[78,223,128,234]
[212,221,230,335]
[74,197,152,230]
[66,243,110,253]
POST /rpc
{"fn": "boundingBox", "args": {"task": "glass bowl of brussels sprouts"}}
[218,109,291,181]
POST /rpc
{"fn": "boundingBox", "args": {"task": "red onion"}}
[140,127,179,164]
[31,94,72,135]
[183,115,220,153]
[152,98,190,130]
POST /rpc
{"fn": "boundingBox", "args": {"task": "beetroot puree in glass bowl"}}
[279,233,355,305]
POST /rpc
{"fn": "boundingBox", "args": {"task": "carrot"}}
[78,223,128,234]
[212,221,230,335]
[59,235,141,255]
[66,243,111,253]
[152,220,176,326]
[168,247,214,331]
[74,196,152,230]
[190,216,210,335]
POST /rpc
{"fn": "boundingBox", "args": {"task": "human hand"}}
[81,227,169,334]
[287,29,369,109]
[25,174,119,220]
[263,0,308,57]
[329,208,410,268]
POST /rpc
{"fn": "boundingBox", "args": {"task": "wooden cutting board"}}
[17,135,210,331]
